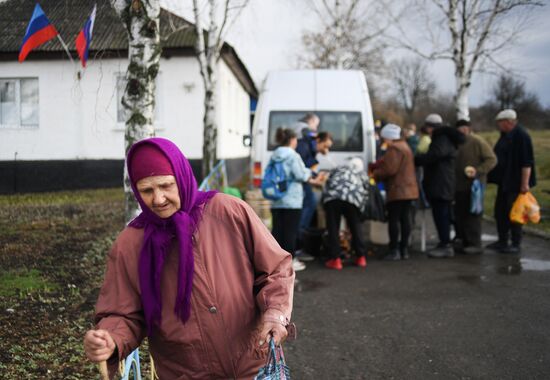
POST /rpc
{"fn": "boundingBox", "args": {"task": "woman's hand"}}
[258,320,288,347]
[309,172,327,186]
[83,329,116,362]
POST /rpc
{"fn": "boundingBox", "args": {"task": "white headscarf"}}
[347,157,364,172]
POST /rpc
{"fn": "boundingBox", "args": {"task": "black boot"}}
[486,240,507,251]
[452,238,464,254]
[499,245,520,254]
[427,244,454,258]
[384,249,401,261]
[463,246,483,255]
[400,247,410,260]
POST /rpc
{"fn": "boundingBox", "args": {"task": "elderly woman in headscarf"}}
[322,157,370,270]
[83,138,294,379]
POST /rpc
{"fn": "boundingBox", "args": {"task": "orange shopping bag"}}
[509,192,540,224]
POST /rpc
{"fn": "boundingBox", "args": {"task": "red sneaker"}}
[355,256,367,268]
[325,258,343,270]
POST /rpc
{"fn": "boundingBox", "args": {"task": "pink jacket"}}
[95,194,295,379]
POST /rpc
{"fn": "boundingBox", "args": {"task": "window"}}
[116,74,161,123]
[267,111,363,152]
[0,78,39,127]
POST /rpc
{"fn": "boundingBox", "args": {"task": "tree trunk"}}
[202,78,217,177]
[192,0,220,178]
[111,0,161,222]
[456,76,470,121]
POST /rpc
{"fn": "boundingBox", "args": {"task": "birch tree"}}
[190,0,249,177]
[387,0,542,121]
[111,0,161,221]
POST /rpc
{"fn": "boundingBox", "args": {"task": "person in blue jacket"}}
[271,127,325,271]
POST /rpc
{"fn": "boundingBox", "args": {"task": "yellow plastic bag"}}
[509,192,541,225]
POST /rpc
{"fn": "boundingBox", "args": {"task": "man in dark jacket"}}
[454,119,497,254]
[415,114,465,258]
[295,113,320,167]
[487,109,536,254]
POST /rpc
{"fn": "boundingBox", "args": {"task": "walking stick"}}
[99,361,109,380]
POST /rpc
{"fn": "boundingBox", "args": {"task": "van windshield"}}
[267,111,363,152]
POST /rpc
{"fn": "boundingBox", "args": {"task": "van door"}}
[315,70,375,167]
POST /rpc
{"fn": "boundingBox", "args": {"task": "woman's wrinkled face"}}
[136,175,181,218]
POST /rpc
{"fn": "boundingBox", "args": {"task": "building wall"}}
[0,56,250,160]
[217,59,251,159]
[0,56,252,192]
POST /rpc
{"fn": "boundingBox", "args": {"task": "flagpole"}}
[56,34,75,65]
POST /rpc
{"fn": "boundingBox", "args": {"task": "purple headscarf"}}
[126,137,216,333]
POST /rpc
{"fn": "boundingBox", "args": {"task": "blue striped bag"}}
[254,339,291,380]
[470,179,484,215]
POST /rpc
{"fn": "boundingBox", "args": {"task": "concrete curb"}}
[482,215,550,240]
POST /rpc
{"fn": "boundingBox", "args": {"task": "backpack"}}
[261,159,290,200]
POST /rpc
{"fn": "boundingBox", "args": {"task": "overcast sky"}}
[163,0,550,107]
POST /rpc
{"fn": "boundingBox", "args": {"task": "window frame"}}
[0,77,39,129]
[267,110,364,152]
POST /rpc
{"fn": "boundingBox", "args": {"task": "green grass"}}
[0,269,57,297]
[0,187,123,207]
[0,188,126,379]
[479,129,550,234]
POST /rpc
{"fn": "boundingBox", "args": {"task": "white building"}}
[0,0,257,193]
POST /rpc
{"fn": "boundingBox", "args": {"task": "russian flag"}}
[76,4,97,68]
[19,3,59,62]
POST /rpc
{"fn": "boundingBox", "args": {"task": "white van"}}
[250,69,376,188]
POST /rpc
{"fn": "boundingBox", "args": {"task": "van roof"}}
[262,70,369,111]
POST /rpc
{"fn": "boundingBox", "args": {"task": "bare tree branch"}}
[391,58,436,120]
[298,0,400,86]
[386,0,543,120]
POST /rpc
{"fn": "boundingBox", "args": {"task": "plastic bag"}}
[360,181,387,222]
[254,338,291,380]
[509,192,541,225]
[470,179,484,215]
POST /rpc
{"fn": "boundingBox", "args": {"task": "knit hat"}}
[424,113,443,127]
[456,119,471,128]
[129,143,174,184]
[495,109,517,121]
[380,123,402,140]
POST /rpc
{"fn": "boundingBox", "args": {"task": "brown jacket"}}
[95,194,294,379]
[455,133,497,192]
[373,140,419,202]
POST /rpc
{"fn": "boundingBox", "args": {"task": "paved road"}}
[284,222,550,379]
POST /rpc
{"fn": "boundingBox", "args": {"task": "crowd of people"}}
[83,109,536,377]
[268,108,536,271]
